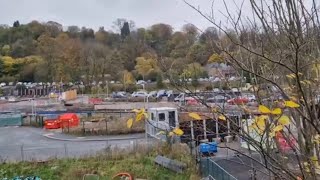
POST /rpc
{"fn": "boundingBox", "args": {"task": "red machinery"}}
[44,119,61,129]
[44,113,79,129]
[59,113,79,128]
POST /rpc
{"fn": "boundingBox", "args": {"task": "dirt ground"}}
[66,114,145,135]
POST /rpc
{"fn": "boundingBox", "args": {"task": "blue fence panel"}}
[0,113,22,126]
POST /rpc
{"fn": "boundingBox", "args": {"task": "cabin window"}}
[151,113,155,121]
[159,113,165,121]
[168,111,176,127]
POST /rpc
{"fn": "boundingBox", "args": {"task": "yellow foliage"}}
[286,74,296,79]
[157,131,166,135]
[218,115,226,121]
[168,132,174,137]
[273,125,284,132]
[313,134,320,144]
[271,108,282,115]
[256,116,267,130]
[173,128,184,136]
[211,107,217,113]
[259,105,271,114]
[182,63,205,78]
[278,116,290,125]
[132,109,140,113]
[123,70,135,85]
[135,57,158,77]
[135,113,144,122]
[208,53,223,63]
[133,108,148,122]
[127,118,133,128]
[188,112,202,120]
[285,101,300,108]
[127,108,148,129]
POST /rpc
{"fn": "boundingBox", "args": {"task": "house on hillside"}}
[205,63,237,78]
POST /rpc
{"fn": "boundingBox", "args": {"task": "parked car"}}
[132,91,148,98]
[174,93,197,102]
[243,93,256,102]
[227,97,249,105]
[156,90,167,98]
[112,91,127,98]
[136,80,146,85]
[148,91,157,98]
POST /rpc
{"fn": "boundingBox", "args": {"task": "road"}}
[0,127,146,162]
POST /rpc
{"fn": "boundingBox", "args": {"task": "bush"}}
[205,84,213,91]
[191,78,199,87]
[156,73,164,88]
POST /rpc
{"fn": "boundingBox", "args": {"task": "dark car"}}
[112,91,127,98]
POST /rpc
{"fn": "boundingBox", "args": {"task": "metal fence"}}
[0,139,155,163]
[200,157,237,180]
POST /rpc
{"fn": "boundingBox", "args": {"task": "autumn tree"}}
[135,56,158,80]
[184,0,320,179]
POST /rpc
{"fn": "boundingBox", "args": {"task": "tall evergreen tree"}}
[120,22,130,39]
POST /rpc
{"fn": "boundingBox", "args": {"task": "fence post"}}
[21,144,24,161]
[64,143,68,157]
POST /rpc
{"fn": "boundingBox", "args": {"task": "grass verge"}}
[0,143,200,180]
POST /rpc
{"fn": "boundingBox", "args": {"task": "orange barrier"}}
[112,172,133,180]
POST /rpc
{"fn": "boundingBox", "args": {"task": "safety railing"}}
[200,157,237,180]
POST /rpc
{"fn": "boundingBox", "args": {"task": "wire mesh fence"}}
[0,138,155,163]
[200,157,237,180]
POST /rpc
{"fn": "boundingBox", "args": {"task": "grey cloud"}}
[0,0,249,31]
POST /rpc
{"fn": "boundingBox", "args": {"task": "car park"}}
[132,91,148,97]
[174,93,198,102]
[112,91,127,98]
[243,93,256,102]
[136,80,146,85]
[148,91,157,98]
[227,97,249,105]
[156,90,167,98]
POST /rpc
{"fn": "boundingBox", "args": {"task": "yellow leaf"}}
[127,118,133,128]
[286,74,296,79]
[156,131,166,135]
[259,105,271,114]
[143,112,148,119]
[136,113,144,122]
[269,131,275,137]
[140,108,146,114]
[300,81,306,85]
[212,107,217,113]
[173,128,184,136]
[285,101,300,108]
[168,132,174,136]
[278,115,290,125]
[305,80,312,85]
[188,112,202,120]
[218,115,226,121]
[256,116,266,130]
[273,125,284,132]
[271,108,282,115]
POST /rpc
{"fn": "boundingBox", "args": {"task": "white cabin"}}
[146,107,179,140]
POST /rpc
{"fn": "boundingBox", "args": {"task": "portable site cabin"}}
[146,107,179,141]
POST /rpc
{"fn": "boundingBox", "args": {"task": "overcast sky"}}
[0,0,251,31]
